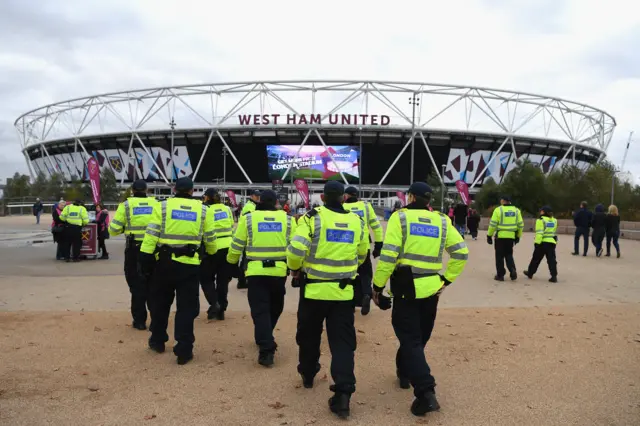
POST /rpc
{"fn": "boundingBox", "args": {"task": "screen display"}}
[266,145,360,182]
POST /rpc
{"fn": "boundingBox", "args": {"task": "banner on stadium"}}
[267,145,360,182]
[396,191,406,206]
[225,190,237,208]
[87,157,101,205]
[455,180,470,205]
[294,179,310,209]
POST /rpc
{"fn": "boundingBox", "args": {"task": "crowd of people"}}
[572,201,622,258]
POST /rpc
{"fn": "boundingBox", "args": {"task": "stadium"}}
[15,80,616,200]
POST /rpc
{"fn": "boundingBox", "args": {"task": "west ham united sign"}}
[238,114,391,126]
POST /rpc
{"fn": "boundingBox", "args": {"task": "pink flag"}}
[396,191,406,206]
[455,180,470,205]
[294,179,310,208]
[87,157,101,205]
[225,190,237,208]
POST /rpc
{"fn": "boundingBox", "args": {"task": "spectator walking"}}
[605,205,621,258]
[52,200,67,260]
[453,202,468,237]
[95,203,110,259]
[467,208,481,240]
[591,204,607,257]
[33,198,44,224]
[572,201,592,256]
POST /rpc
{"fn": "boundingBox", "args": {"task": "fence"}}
[2,202,121,216]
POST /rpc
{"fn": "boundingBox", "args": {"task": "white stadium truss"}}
[15,80,616,190]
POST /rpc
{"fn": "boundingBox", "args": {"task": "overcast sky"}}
[1,0,639,182]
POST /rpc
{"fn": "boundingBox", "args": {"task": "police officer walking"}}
[237,190,261,289]
[109,179,158,330]
[200,188,234,320]
[343,186,383,315]
[139,177,217,365]
[286,181,369,420]
[60,200,89,262]
[487,195,524,281]
[372,182,468,416]
[524,206,558,282]
[227,190,295,367]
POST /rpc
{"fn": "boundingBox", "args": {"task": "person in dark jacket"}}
[52,201,67,260]
[94,203,109,259]
[33,198,44,224]
[453,203,468,237]
[467,208,481,240]
[590,204,607,257]
[605,205,621,258]
[572,201,592,256]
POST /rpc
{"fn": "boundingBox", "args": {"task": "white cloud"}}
[1,0,639,182]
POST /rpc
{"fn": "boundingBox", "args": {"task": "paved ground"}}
[0,215,639,425]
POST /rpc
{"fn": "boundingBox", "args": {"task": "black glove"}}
[553,236,558,242]
[372,242,383,258]
[373,286,391,310]
[290,269,302,288]
[438,274,452,286]
[227,261,240,278]
[486,235,493,245]
[515,237,520,245]
[137,252,156,280]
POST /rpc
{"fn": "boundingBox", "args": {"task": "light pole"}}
[169,117,176,184]
[222,146,228,192]
[441,164,446,211]
[409,94,420,184]
[358,126,363,198]
[611,131,633,206]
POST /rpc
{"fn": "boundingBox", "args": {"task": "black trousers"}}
[526,242,557,277]
[393,295,439,398]
[574,226,589,255]
[65,225,82,260]
[200,248,232,313]
[98,235,108,256]
[296,294,356,395]
[149,260,200,357]
[606,231,620,255]
[494,238,516,278]
[353,250,373,306]
[124,245,150,324]
[247,276,286,353]
[237,252,248,288]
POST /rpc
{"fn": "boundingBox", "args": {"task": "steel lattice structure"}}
[15,80,616,190]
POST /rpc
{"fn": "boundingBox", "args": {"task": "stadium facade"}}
[15,80,616,197]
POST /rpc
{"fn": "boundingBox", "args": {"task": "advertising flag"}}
[87,157,101,205]
[396,191,406,206]
[294,179,310,209]
[455,180,470,205]
[225,190,237,208]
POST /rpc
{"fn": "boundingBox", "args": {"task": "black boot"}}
[411,392,440,416]
[510,271,518,281]
[133,321,147,330]
[258,351,274,367]
[494,275,504,282]
[328,389,351,419]
[216,310,225,321]
[361,294,371,316]
[549,276,558,283]
[299,364,320,389]
[177,354,193,365]
[148,338,165,354]
[523,270,533,279]
[398,377,411,390]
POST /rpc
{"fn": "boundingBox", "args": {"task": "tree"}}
[4,173,31,199]
[499,159,548,216]
[100,169,121,201]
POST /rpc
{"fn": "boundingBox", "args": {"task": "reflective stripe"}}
[247,255,286,261]
[147,223,161,230]
[111,219,124,227]
[146,229,161,237]
[382,243,400,253]
[309,214,322,258]
[447,242,467,253]
[231,243,243,251]
[437,214,448,261]
[286,216,292,242]
[249,246,286,253]
[398,212,408,258]
[124,201,131,228]
[307,257,357,267]
[292,235,311,247]
[410,266,441,274]
[157,243,197,249]
[215,227,233,234]
[233,237,245,246]
[246,213,254,247]
[199,205,207,240]
[403,253,439,263]
[161,201,167,235]
[450,252,468,260]
[398,212,447,263]
[128,226,146,231]
[204,230,216,237]
[370,223,381,229]
[379,254,397,263]
[159,234,201,241]
[288,246,306,257]
[305,268,354,280]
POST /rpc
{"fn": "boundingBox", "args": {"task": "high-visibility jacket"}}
[535,215,557,245]
[373,208,469,299]
[287,206,369,301]
[208,203,234,250]
[140,196,217,266]
[241,200,257,217]
[227,210,295,277]
[487,205,524,239]
[109,196,158,241]
[60,204,89,227]
[343,200,383,243]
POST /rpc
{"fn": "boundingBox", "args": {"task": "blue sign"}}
[326,229,355,243]
[410,224,439,238]
[504,211,516,217]
[546,222,555,228]
[133,207,153,215]
[69,212,78,217]
[214,211,229,221]
[171,210,198,222]
[352,210,364,217]
[258,222,282,232]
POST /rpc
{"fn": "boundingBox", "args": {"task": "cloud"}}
[1,0,639,183]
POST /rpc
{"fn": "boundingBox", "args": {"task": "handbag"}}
[52,224,64,234]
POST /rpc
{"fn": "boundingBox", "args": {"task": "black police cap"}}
[132,179,147,191]
[501,195,512,202]
[540,205,552,213]
[324,180,345,195]
[250,189,262,197]
[408,182,433,197]
[204,188,218,198]
[260,189,277,203]
[345,186,358,196]
[175,177,194,192]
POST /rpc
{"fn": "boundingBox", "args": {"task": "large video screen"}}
[267,145,360,182]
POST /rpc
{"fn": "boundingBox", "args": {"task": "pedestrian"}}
[591,204,607,257]
[605,204,621,258]
[60,200,89,262]
[227,190,295,367]
[237,190,261,289]
[139,177,217,365]
[572,201,592,256]
[372,181,469,417]
[51,200,67,260]
[286,181,369,420]
[467,208,480,240]
[109,180,159,330]
[94,203,110,259]
[487,195,524,281]
[33,198,44,224]
[453,202,468,237]
[343,186,383,315]
[201,188,234,320]
[523,206,558,282]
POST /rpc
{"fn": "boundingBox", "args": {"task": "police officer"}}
[286,181,369,420]
[524,206,558,282]
[60,200,89,262]
[109,179,158,330]
[227,190,295,367]
[139,177,217,365]
[200,188,234,320]
[487,195,524,281]
[343,186,383,315]
[372,182,468,417]
[237,190,261,289]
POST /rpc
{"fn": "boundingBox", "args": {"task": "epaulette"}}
[305,208,319,218]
